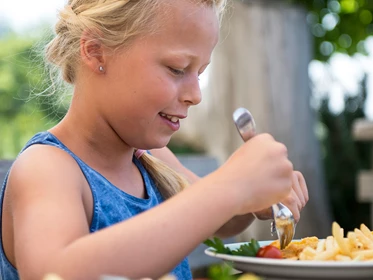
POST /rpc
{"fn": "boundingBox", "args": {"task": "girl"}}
[0,0,308,279]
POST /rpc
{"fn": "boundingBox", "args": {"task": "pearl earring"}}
[99,66,105,72]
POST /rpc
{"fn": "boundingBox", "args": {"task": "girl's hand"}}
[254,171,309,222]
[215,133,294,216]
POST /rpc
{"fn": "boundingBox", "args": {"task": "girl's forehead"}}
[119,1,218,62]
[156,0,217,20]
[156,0,219,32]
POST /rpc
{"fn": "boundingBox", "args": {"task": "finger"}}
[253,207,273,220]
[291,172,306,207]
[280,190,301,222]
[289,189,301,222]
[294,170,309,203]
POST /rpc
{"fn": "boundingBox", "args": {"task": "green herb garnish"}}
[204,237,261,257]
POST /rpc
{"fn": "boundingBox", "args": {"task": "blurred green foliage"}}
[283,0,373,229]
[0,32,67,158]
[0,34,48,158]
[206,263,262,280]
[289,0,373,60]
[318,77,371,230]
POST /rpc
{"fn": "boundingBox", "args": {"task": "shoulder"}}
[7,144,86,199]
[4,145,94,278]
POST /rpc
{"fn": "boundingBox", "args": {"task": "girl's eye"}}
[168,67,185,76]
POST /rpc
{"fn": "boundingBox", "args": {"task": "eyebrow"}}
[167,51,211,65]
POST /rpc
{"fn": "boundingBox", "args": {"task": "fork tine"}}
[280,236,287,249]
[270,221,277,236]
[284,229,294,249]
[279,225,295,249]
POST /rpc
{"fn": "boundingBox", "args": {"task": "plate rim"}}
[204,240,373,268]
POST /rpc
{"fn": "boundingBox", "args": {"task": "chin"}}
[152,140,171,149]
[141,137,171,150]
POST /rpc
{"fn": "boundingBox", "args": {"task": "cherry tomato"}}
[256,245,283,259]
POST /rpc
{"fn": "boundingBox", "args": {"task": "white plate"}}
[204,240,373,279]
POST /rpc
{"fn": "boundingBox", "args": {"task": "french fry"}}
[316,239,326,253]
[351,249,373,260]
[332,222,350,256]
[347,232,358,249]
[313,247,339,261]
[360,224,373,242]
[325,236,334,251]
[280,222,373,262]
[354,229,373,249]
[298,252,309,260]
[335,254,352,261]
[302,247,317,258]
[353,254,363,261]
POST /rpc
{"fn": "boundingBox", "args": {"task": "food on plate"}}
[256,245,283,259]
[270,236,319,260]
[271,222,373,261]
[204,237,261,257]
[206,222,373,262]
[297,222,373,261]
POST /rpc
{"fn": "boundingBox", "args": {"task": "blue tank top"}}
[0,131,192,280]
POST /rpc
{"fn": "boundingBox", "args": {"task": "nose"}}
[180,75,202,106]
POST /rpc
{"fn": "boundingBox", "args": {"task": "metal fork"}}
[233,107,295,249]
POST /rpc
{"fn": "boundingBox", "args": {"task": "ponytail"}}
[137,152,189,200]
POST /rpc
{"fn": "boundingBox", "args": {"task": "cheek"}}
[147,74,178,102]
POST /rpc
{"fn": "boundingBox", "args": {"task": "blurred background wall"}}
[1,0,373,237]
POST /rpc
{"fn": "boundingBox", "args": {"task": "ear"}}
[80,30,106,74]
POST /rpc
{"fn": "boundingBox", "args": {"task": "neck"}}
[49,93,134,173]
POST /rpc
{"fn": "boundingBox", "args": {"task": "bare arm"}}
[150,147,255,238]
[9,134,295,280]
[8,146,241,280]
[150,147,309,238]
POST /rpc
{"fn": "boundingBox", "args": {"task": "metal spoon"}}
[233,107,295,249]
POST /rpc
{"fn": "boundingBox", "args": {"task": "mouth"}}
[159,113,181,123]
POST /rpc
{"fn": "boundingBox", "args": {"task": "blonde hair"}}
[45,0,228,199]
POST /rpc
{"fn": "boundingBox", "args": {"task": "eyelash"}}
[168,67,185,76]
[168,67,202,81]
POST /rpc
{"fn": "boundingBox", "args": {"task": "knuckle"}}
[277,142,288,155]
[285,176,293,189]
[285,195,297,206]
[263,133,274,139]
[271,142,288,158]
[293,211,300,223]
[260,133,274,141]
[285,160,294,173]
